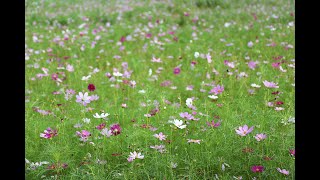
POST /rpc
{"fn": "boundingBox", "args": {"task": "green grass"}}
[25,0,295,179]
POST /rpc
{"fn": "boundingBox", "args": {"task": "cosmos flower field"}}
[25,0,295,179]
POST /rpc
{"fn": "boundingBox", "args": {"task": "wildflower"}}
[254,133,267,141]
[83,118,90,124]
[66,64,74,72]
[194,52,200,58]
[113,72,123,77]
[206,53,212,63]
[209,85,224,95]
[76,130,91,142]
[173,67,181,75]
[179,112,195,120]
[247,41,254,48]
[40,127,58,139]
[96,123,106,130]
[235,125,254,136]
[74,123,82,128]
[208,95,218,99]
[128,151,144,162]
[248,61,257,69]
[263,80,279,88]
[289,149,295,157]
[172,119,187,129]
[206,120,221,128]
[151,57,162,63]
[76,92,91,106]
[121,103,127,108]
[277,168,289,175]
[110,124,121,136]
[187,139,201,144]
[171,162,178,168]
[251,84,261,88]
[251,165,264,173]
[186,98,193,107]
[93,112,109,119]
[88,84,96,91]
[153,132,167,141]
[101,128,113,137]
[275,107,285,111]
[89,94,99,101]
[82,75,91,81]
[150,145,166,153]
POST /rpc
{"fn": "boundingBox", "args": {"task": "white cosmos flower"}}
[93,113,110,119]
[129,151,144,160]
[208,95,218,99]
[82,75,91,81]
[113,72,123,77]
[172,119,187,129]
[186,98,193,106]
[83,118,91,124]
[251,84,261,88]
[194,52,200,58]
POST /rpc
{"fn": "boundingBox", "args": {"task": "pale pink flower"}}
[76,92,91,106]
[128,151,144,162]
[187,139,201,144]
[254,133,267,141]
[153,132,167,141]
[277,168,289,175]
[235,125,254,136]
[263,80,279,88]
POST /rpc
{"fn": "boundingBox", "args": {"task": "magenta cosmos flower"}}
[40,127,58,139]
[263,80,279,88]
[251,165,264,173]
[289,149,295,157]
[88,83,96,91]
[173,67,181,74]
[110,124,122,136]
[76,130,91,142]
[248,61,257,69]
[254,133,267,141]
[209,85,224,95]
[206,120,221,128]
[235,125,254,136]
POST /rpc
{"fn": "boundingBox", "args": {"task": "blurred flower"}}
[206,120,221,128]
[254,133,267,141]
[40,127,58,139]
[235,125,254,136]
[93,112,109,119]
[110,124,121,136]
[251,165,264,173]
[88,84,96,91]
[153,132,167,141]
[173,67,181,75]
[76,92,91,106]
[277,168,289,175]
[76,130,91,142]
[263,80,279,88]
[128,151,144,162]
[187,139,201,144]
[172,119,187,129]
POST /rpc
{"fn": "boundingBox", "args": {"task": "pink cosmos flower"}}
[251,165,264,173]
[206,120,221,128]
[153,132,167,141]
[150,145,166,153]
[206,53,212,63]
[209,85,224,95]
[235,125,254,136]
[66,64,74,72]
[277,168,289,175]
[40,127,58,139]
[76,92,91,106]
[263,80,279,88]
[173,67,181,75]
[289,149,295,157]
[151,57,162,63]
[248,61,257,69]
[96,123,106,130]
[76,130,91,142]
[254,133,267,141]
[110,124,121,136]
[101,128,113,137]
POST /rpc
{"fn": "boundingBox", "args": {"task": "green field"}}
[25,0,295,179]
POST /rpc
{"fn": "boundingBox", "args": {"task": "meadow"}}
[25,0,295,179]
